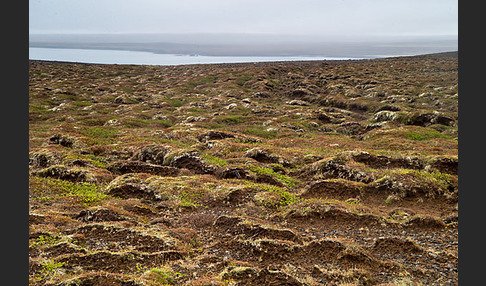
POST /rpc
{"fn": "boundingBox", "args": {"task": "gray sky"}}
[29,0,457,38]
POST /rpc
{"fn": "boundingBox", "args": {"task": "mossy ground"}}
[29,53,458,285]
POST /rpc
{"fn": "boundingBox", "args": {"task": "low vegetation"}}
[29,52,458,285]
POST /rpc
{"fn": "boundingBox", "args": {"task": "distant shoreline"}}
[29,48,458,67]
[29,47,369,66]
[29,33,457,58]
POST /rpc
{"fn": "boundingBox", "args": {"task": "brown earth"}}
[29,52,458,285]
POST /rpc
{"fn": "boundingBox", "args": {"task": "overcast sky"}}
[29,0,457,38]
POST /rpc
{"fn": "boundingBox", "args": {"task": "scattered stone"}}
[443,215,458,224]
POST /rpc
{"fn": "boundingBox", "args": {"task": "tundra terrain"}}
[29,52,458,285]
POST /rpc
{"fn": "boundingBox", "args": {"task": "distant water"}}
[29,47,367,66]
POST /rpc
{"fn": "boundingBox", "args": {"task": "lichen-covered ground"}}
[29,52,458,285]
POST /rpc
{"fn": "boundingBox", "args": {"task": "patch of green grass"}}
[123,118,151,128]
[122,87,134,93]
[405,128,449,141]
[248,183,300,208]
[201,153,228,167]
[139,265,185,285]
[186,107,202,113]
[185,75,218,89]
[391,276,415,286]
[222,115,247,125]
[30,234,69,248]
[243,125,278,139]
[82,118,107,126]
[30,177,107,206]
[376,168,457,199]
[35,260,65,281]
[63,152,108,168]
[72,101,92,107]
[248,165,299,188]
[156,119,175,128]
[235,74,253,87]
[29,105,49,113]
[165,98,186,107]
[415,169,456,190]
[79,126,118,140]
[178,190,205,208]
